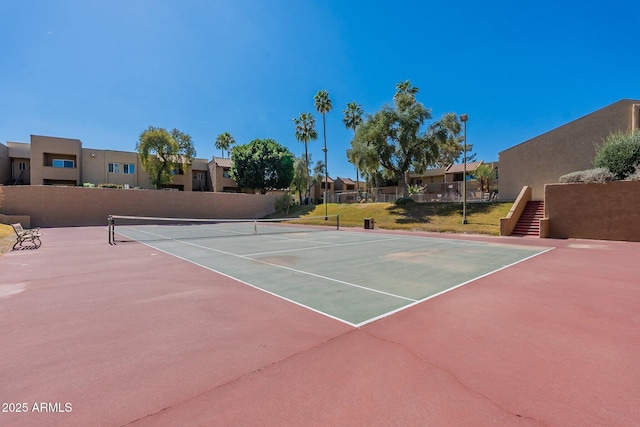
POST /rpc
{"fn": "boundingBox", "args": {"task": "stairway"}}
[511,201,544,237]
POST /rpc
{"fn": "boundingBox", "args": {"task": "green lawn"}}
[273,201,512,235]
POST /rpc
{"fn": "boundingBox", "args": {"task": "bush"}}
[594,131,640,180]
[98,183,124,189]
[407,184,424,196]
[625,170,640,181]
[83,183,96,188]
[559,168,614,184]
[394,197,414,205]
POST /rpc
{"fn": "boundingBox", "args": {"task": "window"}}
[19,162,26,170]
[52,159,75,168]
[172,166,185,175]
[222,169,231,178]
[108,163,121,173]
[194,172,205,180]
[123,164,135,174]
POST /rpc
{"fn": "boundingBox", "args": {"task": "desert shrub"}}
[98,183,123,189]
[83,182,96,187]
[559,168,614,184]
[624,170,640,181]
[594,130,640,180]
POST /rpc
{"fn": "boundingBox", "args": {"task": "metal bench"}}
[11,223,42,250]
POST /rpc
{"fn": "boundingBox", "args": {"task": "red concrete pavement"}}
[1,227,639,426]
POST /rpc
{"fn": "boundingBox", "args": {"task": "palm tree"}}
[292,112,317,204]
[314,90,332,215]
[215,132,235,158]
[394,80,419,98]
[342,101,364,192]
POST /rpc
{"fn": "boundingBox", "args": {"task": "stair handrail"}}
[500,186,532,236]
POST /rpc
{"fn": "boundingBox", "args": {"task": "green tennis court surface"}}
[114,223,550,326]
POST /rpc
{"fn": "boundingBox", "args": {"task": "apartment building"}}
[209,157,241,193]
[0,135,210,191]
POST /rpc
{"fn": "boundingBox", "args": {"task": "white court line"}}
[243,237,405,257]
[352,246,555,327]
[117,227,553,328]
[122,227,417,303]
[116,230,358,327]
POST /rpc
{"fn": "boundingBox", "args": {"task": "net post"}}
[108,215,114,245]
[254,220,257,235]
[337,214,340,230]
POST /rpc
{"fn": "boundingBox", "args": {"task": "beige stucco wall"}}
[0,143,9,184]
[210,162,238,192]
[545,180,640,241]
[0,213,31,228]
[81,150,206,190]
[499,100,640,201]
[30,135,82,185]
[191,158,210,191]
[5,135,210,191]
[0,186,276,227]
[82,149,147,187]
[7,142,31,184]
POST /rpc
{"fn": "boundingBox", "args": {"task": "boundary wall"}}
[0,186,276,228]
[0,213,31,228]
[545,180,640,241]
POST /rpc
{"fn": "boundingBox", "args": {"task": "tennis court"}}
[109,215,551,326]
[3,225,640,426]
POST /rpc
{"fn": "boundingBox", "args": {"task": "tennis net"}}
[108,214,340,245]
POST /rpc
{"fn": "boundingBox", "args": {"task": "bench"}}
[11,223,42,250]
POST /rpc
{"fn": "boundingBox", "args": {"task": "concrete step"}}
[512,201,545,237]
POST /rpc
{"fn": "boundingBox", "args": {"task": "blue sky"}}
[1,0,639,180]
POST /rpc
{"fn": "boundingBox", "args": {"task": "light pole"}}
[460,114,468,224]
[323,144,328,220]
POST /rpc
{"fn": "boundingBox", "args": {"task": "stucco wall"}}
[30,135,83,185]
[81,149,147,187]
[0,143,9,184]
[0,186,276,228]
[499,100,639,201]
[545,180,640,241]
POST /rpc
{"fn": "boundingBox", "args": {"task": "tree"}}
[136,126,196,189]
[350,81,464,198]
[430,112,475,167]
[594,130,640,180]
[346,136,379,194]
[474,164,495,199]
[291,156,310,204]
[314,90,332,210]
[292,112,317,204]
[343,101,364,190]
[394,80,419,99]
[311,159,327,203]
[230,138,294,193]
[215,132,235,158]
